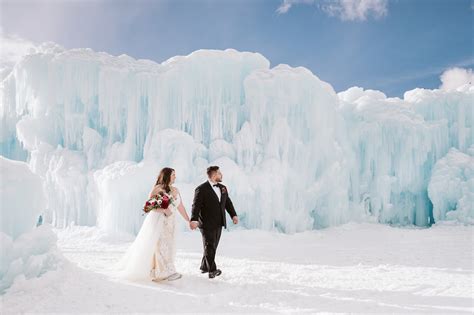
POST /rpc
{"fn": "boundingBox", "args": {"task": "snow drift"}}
[0,157,63,293]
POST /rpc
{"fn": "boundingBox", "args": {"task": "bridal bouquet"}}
[143,191,176,214]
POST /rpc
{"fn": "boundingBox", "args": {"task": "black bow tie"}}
[213,184,219,187]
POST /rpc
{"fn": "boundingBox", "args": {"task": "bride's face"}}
[170,171,176,184]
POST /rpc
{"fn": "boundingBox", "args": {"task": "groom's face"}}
[214,170,223,182]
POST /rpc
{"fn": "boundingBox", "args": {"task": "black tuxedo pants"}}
[199,227,222,272]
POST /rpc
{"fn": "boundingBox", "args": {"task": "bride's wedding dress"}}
[115,194,180,281]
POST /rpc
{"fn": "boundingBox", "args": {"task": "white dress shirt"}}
[208,179,221,202]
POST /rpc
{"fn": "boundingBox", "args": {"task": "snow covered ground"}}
[1,223,473,313]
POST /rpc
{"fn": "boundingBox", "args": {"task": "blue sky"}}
[1,0,472,96]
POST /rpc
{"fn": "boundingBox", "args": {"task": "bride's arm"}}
[148,185,158,199]
[148,185,165,214]
[175,188,190,222]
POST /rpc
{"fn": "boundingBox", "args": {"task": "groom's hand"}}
[190,221,199,230]
[232,216,238,224]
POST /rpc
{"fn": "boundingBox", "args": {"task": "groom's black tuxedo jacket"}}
[191,181,237,229]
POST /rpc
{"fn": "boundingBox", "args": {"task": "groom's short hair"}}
[207,166,219,177]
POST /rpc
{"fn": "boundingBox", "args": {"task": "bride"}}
[115,167,190,281]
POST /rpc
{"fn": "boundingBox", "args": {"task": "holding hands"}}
[189,221,199,230]
[189,216,238,231]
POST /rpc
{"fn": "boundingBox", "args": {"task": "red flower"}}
[142,192,173,214]
[160,195,170,209]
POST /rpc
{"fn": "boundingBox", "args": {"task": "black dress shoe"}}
[208,269,222,279]
[200,269,208,274]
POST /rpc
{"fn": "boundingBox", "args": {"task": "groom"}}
[190,166,238,279]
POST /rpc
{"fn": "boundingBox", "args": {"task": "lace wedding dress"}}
[114,194,180,281]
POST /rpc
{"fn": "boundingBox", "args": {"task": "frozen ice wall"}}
[338,85,473,226]
[339,88,441,226]
[428,147,474,223]
[1,44,472,234]
[240,65,358,230]
[405,87,473,152]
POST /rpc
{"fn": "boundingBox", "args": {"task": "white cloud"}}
[322,0,388,21]
[364,57,474,90]
[276,2,292,14]
[277,0,315,15]
[276,0,388,21]
[439,67,473,91]
[0,29,37,67]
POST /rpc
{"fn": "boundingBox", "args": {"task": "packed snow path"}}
[2,223,473,313]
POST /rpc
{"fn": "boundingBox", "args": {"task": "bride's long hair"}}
[155,167,174,193]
